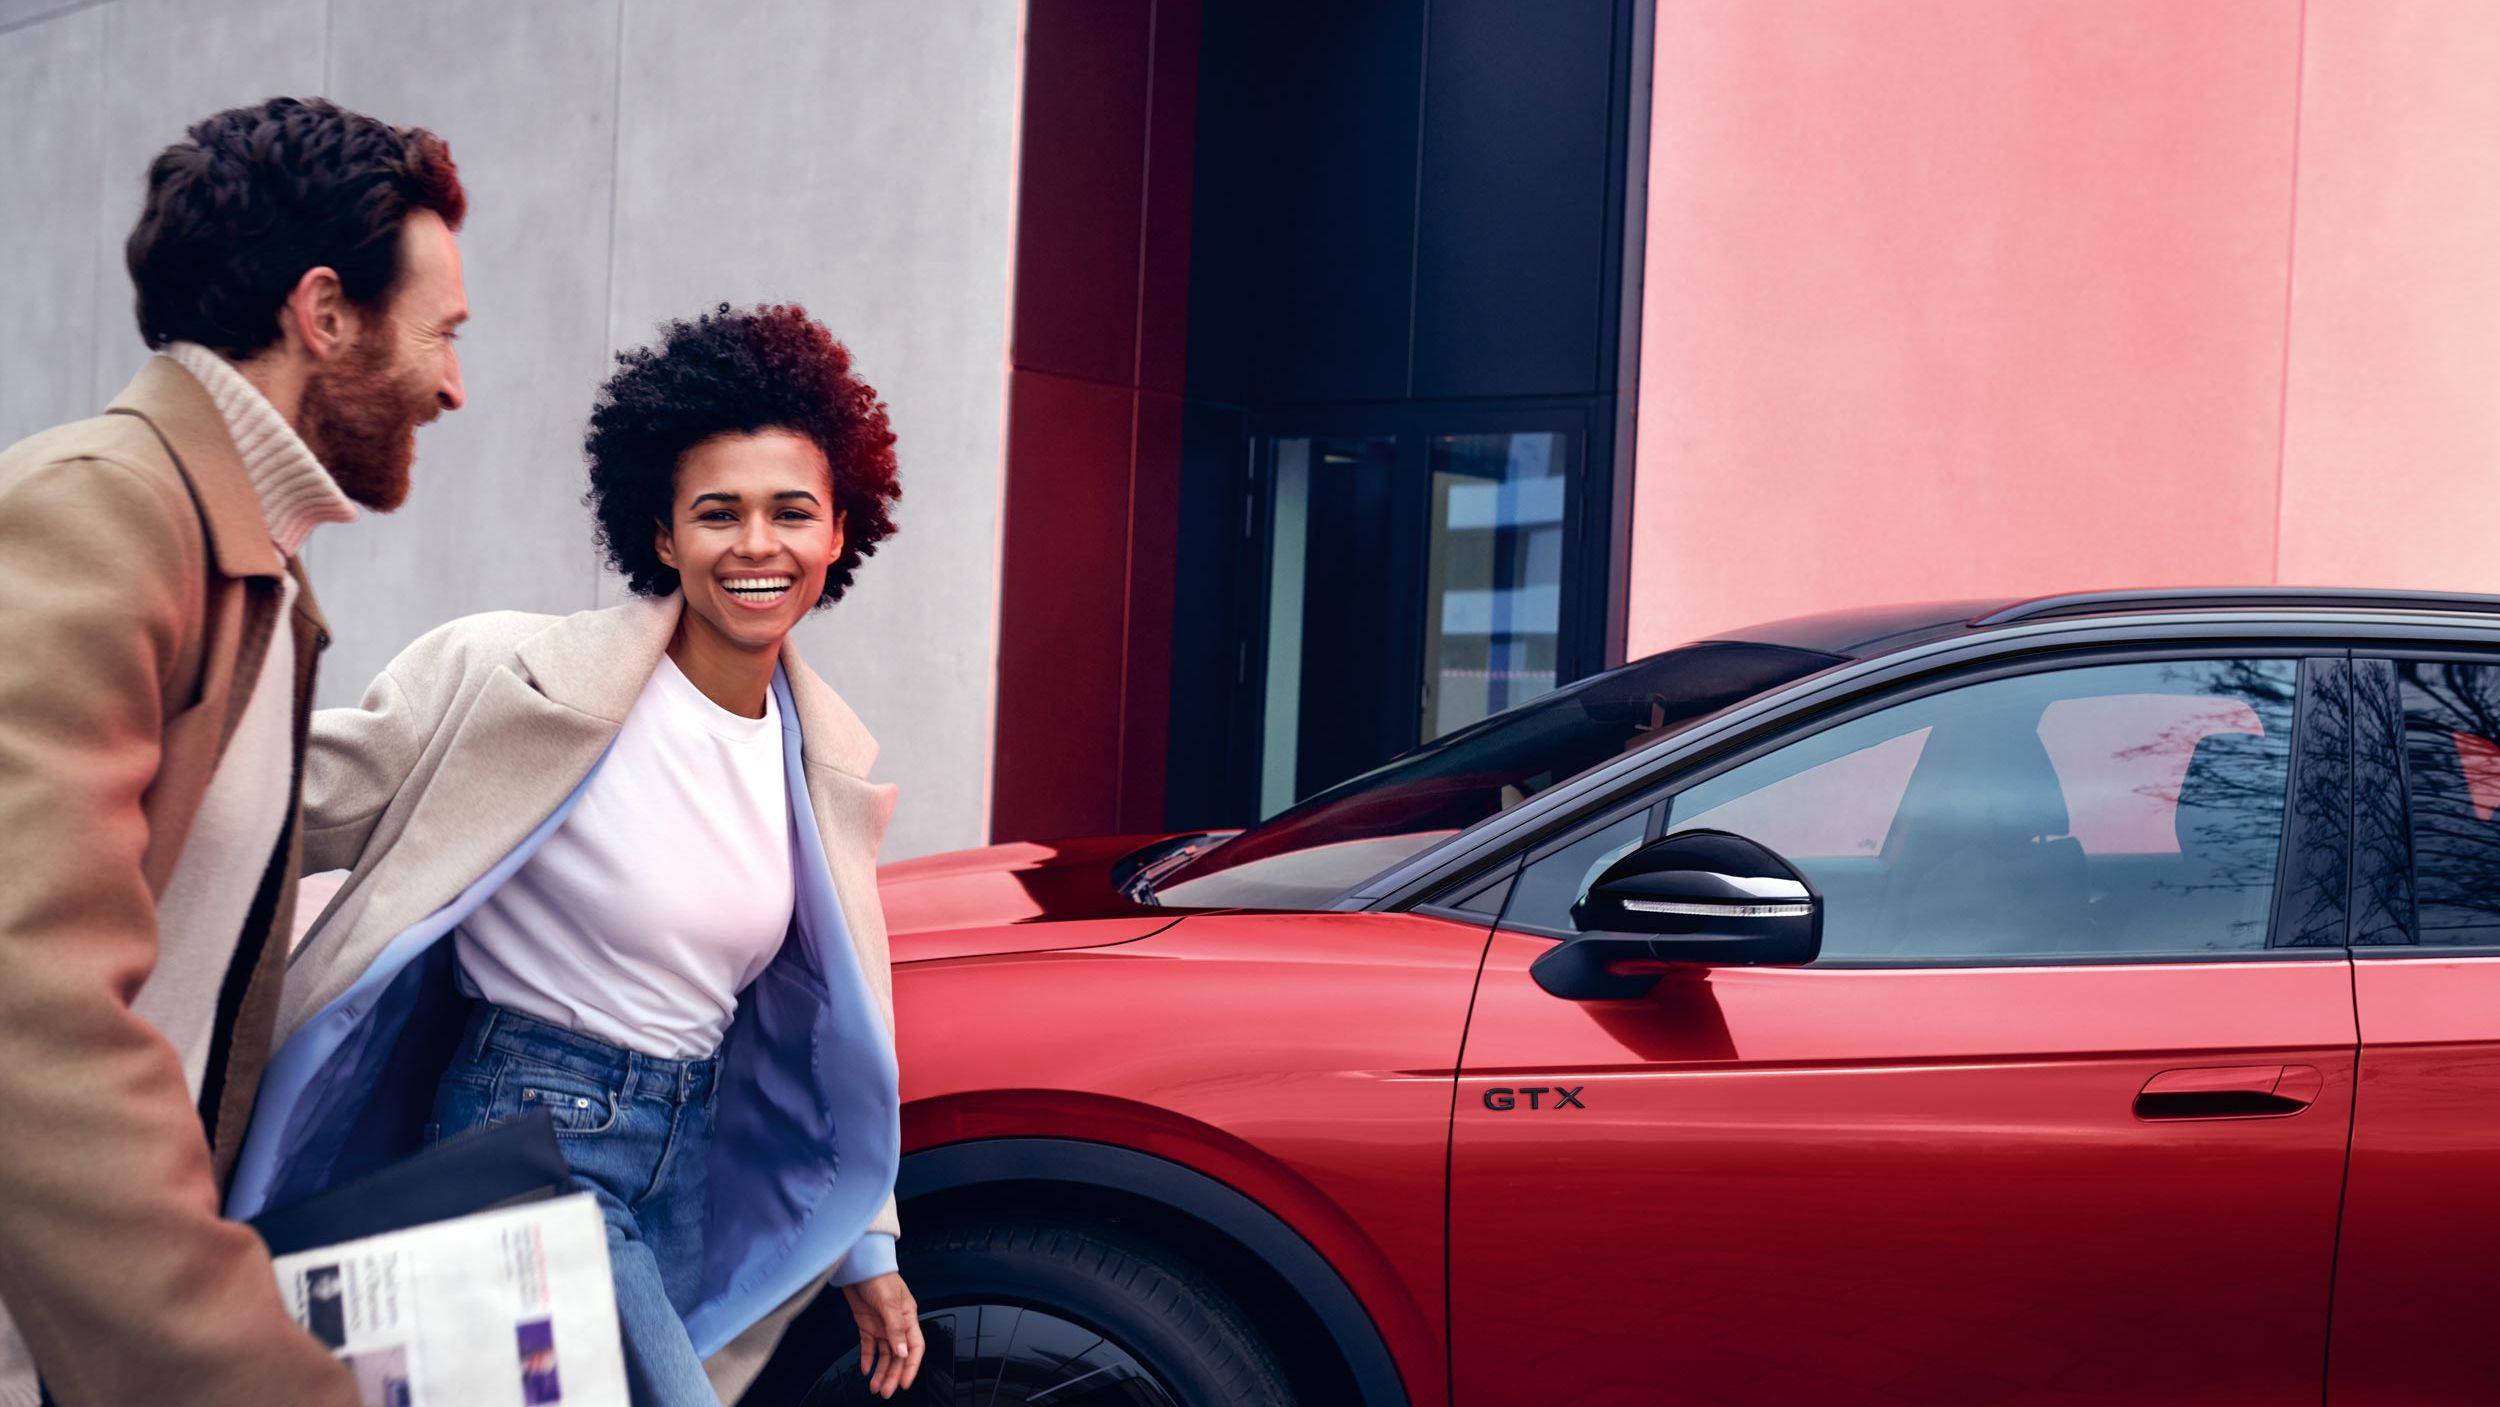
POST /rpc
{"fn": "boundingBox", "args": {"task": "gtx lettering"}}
[1483,1085,1585,1111]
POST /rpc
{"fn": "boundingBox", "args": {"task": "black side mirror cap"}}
[1533,829,1821,1000]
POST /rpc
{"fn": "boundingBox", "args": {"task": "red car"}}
[745,590,2500,1407]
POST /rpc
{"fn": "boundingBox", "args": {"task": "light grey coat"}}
[271,594,901,1398]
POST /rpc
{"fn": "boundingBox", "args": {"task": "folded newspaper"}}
[272,1191,629,1407]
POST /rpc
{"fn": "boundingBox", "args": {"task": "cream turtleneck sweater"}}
[136,344,358,1096]
[163,341,360,553]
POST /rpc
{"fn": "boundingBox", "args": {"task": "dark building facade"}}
[995,0,1652,842]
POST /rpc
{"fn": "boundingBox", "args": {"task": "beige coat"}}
[278,593,902,1399]
[0,360,353,1406]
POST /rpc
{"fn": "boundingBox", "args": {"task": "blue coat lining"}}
[228,670,901,1355]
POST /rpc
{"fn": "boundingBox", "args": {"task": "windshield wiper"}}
[1118,831,1234,905]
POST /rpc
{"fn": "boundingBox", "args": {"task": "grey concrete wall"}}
[0,0,1019,859]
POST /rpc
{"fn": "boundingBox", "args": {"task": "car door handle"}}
[2134,1064,2322,1120]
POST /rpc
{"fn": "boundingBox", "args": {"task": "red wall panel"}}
[1010,0,1153,386]
[994,0,1197,842]
[993,369,1134,840]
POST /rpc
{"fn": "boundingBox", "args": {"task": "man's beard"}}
[299,331,429,512]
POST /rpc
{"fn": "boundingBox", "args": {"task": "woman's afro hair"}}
[585,303,899,607]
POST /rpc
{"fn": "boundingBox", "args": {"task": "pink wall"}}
[1629,0,2500,655]
[2277,2,2500,589]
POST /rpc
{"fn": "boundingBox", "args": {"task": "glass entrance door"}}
[1258,433,1418,816]
[1250,415,1586,819]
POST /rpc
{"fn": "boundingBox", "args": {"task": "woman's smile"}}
[720,573,795,608]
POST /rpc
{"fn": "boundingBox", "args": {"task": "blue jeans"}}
[430,1004,723,1407]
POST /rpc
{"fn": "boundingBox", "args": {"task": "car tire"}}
[768,1218,1295,1407]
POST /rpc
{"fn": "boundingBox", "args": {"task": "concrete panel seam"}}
[597,0,627,608]
[2271,0,2310,586]
[0,0,103,40]
[82,0,109,410]
[982,0,1034,845]
[86,1,103,414]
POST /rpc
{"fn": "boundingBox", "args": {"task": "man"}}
[0,97,468,1407]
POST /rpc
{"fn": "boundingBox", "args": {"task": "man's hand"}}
[841,1271,924,1399]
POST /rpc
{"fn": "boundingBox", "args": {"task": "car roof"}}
[1705,587,2500,661]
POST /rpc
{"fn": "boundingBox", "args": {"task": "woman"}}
[227,305,921,1403]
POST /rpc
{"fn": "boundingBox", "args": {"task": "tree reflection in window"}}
[2273,659,2352,949]
[2395,661,2500,945]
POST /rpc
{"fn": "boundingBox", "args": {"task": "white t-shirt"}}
[456,654,795,1058]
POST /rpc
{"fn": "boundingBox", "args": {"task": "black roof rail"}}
[1973,587,2500,628]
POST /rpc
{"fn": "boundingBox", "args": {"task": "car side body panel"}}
[2331,962,2500,1403]
[890,910,1493,1407]
[1452,938,2358,1406]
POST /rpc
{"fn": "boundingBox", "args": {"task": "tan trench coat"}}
[0,358,355,1406]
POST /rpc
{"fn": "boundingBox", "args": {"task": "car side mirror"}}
[1531,829,1822,1000]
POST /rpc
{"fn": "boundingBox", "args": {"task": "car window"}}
[2392,661,2500,945]
[1504,659,2300,960]
[1497,810,1650,938]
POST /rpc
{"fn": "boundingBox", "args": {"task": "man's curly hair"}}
[127,97,464,359]
[586,304,900,607]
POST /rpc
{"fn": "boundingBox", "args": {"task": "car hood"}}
[877,832,1205,961]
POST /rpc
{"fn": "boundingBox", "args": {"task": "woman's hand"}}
[841,1272,924,1399]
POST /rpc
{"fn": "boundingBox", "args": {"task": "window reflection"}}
[1659,660,2297,961]
[2275,659,2353,948]
[2395,661,2500,945]
[1423,432,1567,740]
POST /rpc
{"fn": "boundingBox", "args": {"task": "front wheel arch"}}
[885,1138,1410,1407]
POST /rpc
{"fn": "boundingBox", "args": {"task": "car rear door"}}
[2327,654,2500,1404]
[1448,653,2358,1406]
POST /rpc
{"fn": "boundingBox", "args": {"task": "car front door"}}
[1448,654,2358,1406]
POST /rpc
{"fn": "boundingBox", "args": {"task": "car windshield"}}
[1152,640,1845,909]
